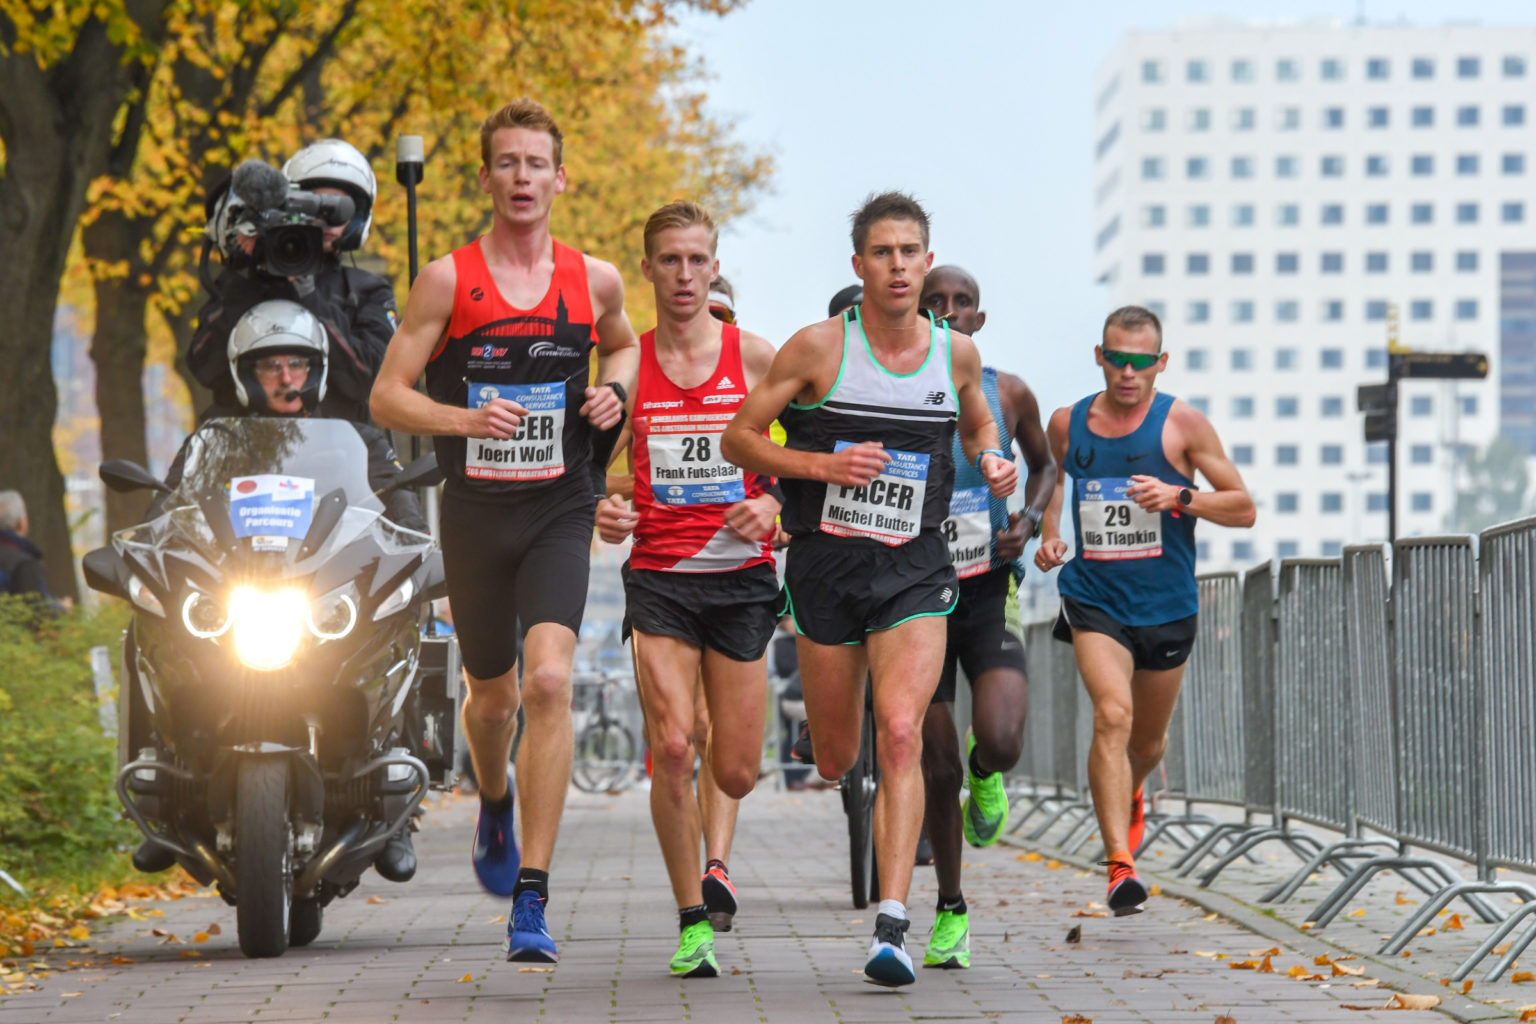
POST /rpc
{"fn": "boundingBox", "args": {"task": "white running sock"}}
[877,899,907,922]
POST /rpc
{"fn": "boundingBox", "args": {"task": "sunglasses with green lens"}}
[1100,348,1161,371]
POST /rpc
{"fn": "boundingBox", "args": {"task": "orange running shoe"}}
[1103,854,1148,916]
[1127,787,1146,856]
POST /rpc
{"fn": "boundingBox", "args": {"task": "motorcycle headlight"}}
[371,578,415,622]
[181,592,231,638]
[228,586,306,671]
[128,575,165,618]
[307,586,358,641]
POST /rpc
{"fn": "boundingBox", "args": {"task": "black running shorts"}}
[931,567,1027,704]
[1051,594,1198,671]
[439,475,595,680]
[781,531,958,647]
[621,562,780,662]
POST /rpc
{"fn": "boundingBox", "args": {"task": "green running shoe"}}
[922,909,970,969]
[670,920,719,978]
[962,733,1009,847]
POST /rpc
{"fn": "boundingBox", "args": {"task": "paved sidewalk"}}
[0,785,1447,1023]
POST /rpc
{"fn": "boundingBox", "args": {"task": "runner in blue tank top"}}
[722,194,1017,988]
[916,266,1056,970]
[1036,305,1255,917]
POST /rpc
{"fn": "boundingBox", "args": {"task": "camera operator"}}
[187,139,398,424]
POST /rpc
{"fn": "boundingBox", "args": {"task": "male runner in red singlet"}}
[595,202,779,978]
[372,98,639,963]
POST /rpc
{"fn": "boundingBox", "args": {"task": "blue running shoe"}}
[503,890,559,963]
[863,913,915,987]
[471,790,520,897]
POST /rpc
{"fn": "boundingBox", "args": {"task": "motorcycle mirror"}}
[379,452,444,496]
[100,459,172,494]
[82,546,128,599]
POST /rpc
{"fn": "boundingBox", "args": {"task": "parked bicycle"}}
[571,673,639,794]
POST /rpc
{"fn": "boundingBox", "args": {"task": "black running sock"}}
[936,893,968,915]
[968,744,992,779]
[482,790,514,817]
[513,868,549,900]
[705,859,728,875]
[679,904,709,930]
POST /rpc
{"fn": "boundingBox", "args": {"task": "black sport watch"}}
[1177,486,1194,508]
[604,380,628,404]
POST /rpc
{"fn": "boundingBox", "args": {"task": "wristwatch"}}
[1024,508,1044,538]
[976,448,1008,473]
[604,380,628,404]
[1177,486,1194,508]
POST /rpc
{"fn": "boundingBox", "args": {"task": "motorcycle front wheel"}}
[235,758,292,958]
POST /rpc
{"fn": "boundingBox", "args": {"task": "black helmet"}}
[227,299,329,414]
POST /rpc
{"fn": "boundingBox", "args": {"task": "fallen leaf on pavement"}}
[1352,979,1381,988]
[192,933,209,944]
[1395,892,1416,905]
[67,926,90,941]
[1046,860,1062,870]
[1512,972,1535,983]
[1315,954,1334,966]
[366,896,387,904]
[207,923,221,935]
[1214,1017,1235,1024]
[1333,963,1365,977]
[1062,1016,1091,1024]
[1387,993,1441,1010]
[1149,885,1162,896]
[517,967,553,973]
[1258,955,1275,973]
[1348,908,1367,918]
[1065,926,1082,943]
[1443,914,1464,930]
[1071,911,1107,919]
[458,973,474,982]
[1017,851,1043,862]
[1229,960,1262,970]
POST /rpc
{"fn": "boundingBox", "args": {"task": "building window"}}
[1187,301,1210,324]
[1231,396,1254,418]
[1321,396,1343,417]
[1504,201,1526,224]
[1457,202,1479,224]
[1276,300,1299,323]
[1141,108,1167,132]
[1366,349,1388,370]
[1458,153,1480,175]
[1367,493,1389,513]
[1458,55,1481,79]
[1366,300,1389,321]
[1410,397,1433,417]
[1321,154,1344,177]
[1277,106,1300,130]
[1321,204,1344,225]
[1142,253,1165,275]
[1368,106,1390,128]
[1276,203,1300,226]
[1505,153,1527,175]
[1232,444,1253,465]
[1230,156,1254,179]
[1411,493,1433,513]
[1321,252,1344,273]
[1231,59,1254,83]
[1504,105,1526,127]
[1276,252,1298,274]
[1321,57,1344,80]
[1411,203,1433,224]
[1142,60,1163,84]
[1323,106,1345,129]
[1276,58,1299,81]
[1367,443,1389,464]
[1506,55,1528,78]
[1412,154,1434,176]
[1457,251,1479,272]
[1321,446,1343,467]
[1188,107,1212,131]
[1145,301,1165,319]
[1187,156,1210,180]
[1142,157,1165,180]
[1187,59,1209,83]
[1320,348,1344,369]
[1366,154,1389,177]
[1231,300,1254,323]
[1143,204,1166,228]
[1411,251,1434,272]
[1231,349,1253,371]
[1276,396,1299,417]
[1457,105,1480,127]
[1456,299,1479,320]
[1188,397,1211,416]
[1322,541,1344,557]
[1366,203,1389,225]
[1408,444,1433,465]
[1231,107,1256,131]
[1233,541,1255,562]
[1276,493,1299,513]
[1367,57,1389,80]
[1323,299,1344,322]
[1187,253,1210,275]
[1277,541,1300,558]
[1187,204,1211,228]
[1275,445,1299,466]
[1461,396,1479,415]
[1410,299,1433,321]
[1412,56,1435,79]
[1231,252,1254,274]
[1366,251,1389,273]
[1412,106,1434,128]
[1231,204,1255,227]
[1275,348,1297,370]
[1275,155,1298,178]
[1321,492,1343,512]
[1187,348,1208,370]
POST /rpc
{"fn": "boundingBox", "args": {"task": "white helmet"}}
[282,139,376,250]
[227,299,329,412]
[204,183,255,261]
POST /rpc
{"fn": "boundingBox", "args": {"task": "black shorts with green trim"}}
[932,567,1027,704]
[621,562,780,662]
[781,531,958,647]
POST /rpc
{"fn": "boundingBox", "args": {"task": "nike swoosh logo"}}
[1126,453,1149,462]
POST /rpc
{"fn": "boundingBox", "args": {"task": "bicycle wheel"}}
[572,720,636,793]
[843,702,879,909]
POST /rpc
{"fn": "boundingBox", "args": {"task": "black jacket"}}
[0,530,50,600]
[188,259,398,424]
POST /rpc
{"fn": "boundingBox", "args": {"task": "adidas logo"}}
[716,376,736,389]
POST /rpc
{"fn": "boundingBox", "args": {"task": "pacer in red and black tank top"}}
[425,237,597,495]
[630,323,774,573]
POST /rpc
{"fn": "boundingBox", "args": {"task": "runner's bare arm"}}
[738,329,776,390]
[1128,402,1256,527]
[371,256,526,438]
[951,333,1016,498]
[581,256,639,430]
[720,328,785,541]
[996,372,1057,559]
[721,326,889,486]
[1036,407,1072,569]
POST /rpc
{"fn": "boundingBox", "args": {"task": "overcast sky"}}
[673,0,1535,417]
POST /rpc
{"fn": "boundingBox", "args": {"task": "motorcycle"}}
[84,418,459,958]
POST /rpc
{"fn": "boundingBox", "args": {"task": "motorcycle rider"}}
[135,298,426,882]
[188,138,398,424]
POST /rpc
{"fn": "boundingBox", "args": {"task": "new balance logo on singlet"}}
[923,391,946,405]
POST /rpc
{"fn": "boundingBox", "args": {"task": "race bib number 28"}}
[646,427,744,506]
[466,381,566,481]
[1077,477,1161,560]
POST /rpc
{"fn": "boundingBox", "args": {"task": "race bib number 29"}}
[466,381,566,481]
[1077,477,1161,560]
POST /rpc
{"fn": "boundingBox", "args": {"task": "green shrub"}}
[0,597,137,887]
